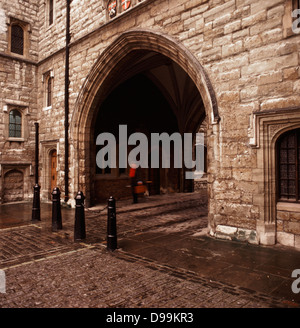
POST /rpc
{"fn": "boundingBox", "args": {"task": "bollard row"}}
[46,189,118,251]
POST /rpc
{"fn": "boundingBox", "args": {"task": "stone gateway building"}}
[0,0,300,248]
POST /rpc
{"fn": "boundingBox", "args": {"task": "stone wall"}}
[277,203,300,248]
[37,0,300,246]
[0,0,39,203]
[1,0,300,247]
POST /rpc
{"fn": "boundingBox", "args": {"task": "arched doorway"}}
[71,29,220,207]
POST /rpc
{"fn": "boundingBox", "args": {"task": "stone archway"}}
[71,29,220,206]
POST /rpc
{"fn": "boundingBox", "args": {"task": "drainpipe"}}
[64,0,71,202]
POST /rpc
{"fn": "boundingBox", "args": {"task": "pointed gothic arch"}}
[70,29,220,204]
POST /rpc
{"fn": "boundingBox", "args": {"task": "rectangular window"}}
[47,77,52,107]
[11,25,24,55]
[9,110,22,138]
[278,129,300,202]
[49,0,54,25]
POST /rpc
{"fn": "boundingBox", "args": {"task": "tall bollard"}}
[107,196,117,252]
[52,187,62,232]
[74,191,86,241]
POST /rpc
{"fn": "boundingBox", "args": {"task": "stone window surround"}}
[45,0,56,29]
[42,70,54,111]
[2,102,30,142]
[6,17,31,59]
[250,106,300,246]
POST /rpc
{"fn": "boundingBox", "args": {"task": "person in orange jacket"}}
[129,163,142,204]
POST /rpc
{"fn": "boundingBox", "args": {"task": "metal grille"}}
[9,110,22,138]
[11,25,24,55]
[278,129,300,202]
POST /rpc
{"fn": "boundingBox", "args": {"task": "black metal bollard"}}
[107,196,117,252]
[32,183,41,222]
[52,187,62,232]
[74,191,86,241]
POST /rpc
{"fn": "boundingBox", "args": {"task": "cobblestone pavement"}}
[0,192,300,309]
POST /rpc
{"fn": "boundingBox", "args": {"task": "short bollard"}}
[74,191,86,241]
[32,183,41,222]
[52,187,62,232]
[107,196,117,252]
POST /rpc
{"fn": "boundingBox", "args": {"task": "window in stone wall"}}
[11,24,24,55]
[277,128,300,202]
[47,0,54,26]
[9,109,22,138]
[43,71,54,110]
[8,18,30,57]
[47,76,52,107]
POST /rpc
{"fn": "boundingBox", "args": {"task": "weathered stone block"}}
[277,232,295,247]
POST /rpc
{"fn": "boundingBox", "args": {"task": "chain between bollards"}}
[74,191,86,241]
[52,187,62,232]
[107,196,117,252]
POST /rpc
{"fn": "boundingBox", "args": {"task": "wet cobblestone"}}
[0,192,299,308]
[0,247,284,308]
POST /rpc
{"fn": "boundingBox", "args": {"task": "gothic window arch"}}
[277,128,300,202]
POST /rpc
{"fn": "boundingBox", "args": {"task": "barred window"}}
[277,129,300,202]
[11,25,24,55]
[9,110,22,138]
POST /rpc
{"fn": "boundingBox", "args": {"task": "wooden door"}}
[50,150,57,192]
